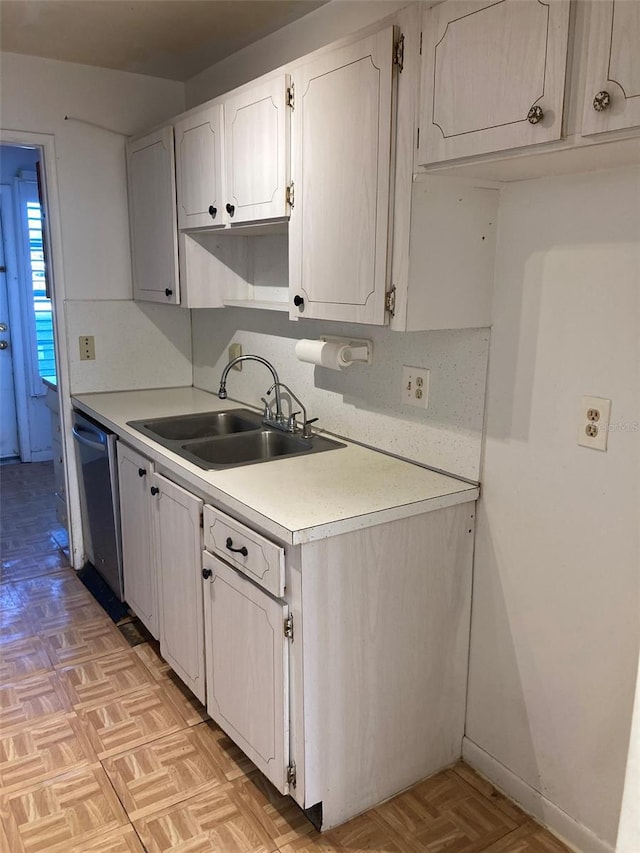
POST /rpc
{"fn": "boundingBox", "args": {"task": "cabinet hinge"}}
[419,31,423,56]
[394,34,405,72]
[286,84,295,109]
[385,285,396,317]
[286,182,295,209]
[416,126,420,149]
[286,763,297,787]
[284,614,294,640]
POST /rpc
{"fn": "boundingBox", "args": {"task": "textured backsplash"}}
[192,307,490,481]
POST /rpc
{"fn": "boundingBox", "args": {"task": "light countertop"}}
[73,387,478,545]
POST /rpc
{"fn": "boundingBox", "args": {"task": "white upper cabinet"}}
[418,0,571,165]
[289,27,396,325]
[126,126,179,303]
[223,74,291,225]
[174,104,224,230]
[581,0,640,137]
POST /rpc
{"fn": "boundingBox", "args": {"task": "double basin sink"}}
[127,409,344,470]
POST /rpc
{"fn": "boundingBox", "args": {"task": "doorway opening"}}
[1,142,55,463]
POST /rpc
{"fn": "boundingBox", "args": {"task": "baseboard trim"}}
[462,737,614,853]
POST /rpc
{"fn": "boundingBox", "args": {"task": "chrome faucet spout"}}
[217,355,283,421]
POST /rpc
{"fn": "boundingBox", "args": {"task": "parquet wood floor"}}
[0,462,573,852]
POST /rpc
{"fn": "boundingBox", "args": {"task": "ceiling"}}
[0,0,327,81]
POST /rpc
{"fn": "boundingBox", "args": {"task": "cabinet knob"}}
[150,486,160,496]
[165,288,173,297]
[293,294,304,310]
[208,205,217,219]
[593,90,611,112]
[225,536,248,557]
[225,203,235,217]
[527,105,544,125]
[138,468,146,477]
[202,567,212,579]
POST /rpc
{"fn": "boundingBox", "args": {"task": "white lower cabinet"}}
[117,444,158,638]
[152,473,205,703]
[117,444,205,702]
[202,551,290,793]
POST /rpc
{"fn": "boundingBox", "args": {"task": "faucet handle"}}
[287,411,301,432]
[302,417,318,438]
[260,397,271,418]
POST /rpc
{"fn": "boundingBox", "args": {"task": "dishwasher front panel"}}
[72,411,124,600]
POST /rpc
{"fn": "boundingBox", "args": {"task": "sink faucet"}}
[266,382,317,439]
[218,355,284,426]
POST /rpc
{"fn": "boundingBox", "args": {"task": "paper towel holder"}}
[320,335,373,367]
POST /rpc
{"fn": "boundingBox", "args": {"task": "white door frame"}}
[0,129,82,569]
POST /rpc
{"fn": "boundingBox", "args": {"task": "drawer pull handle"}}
[138,468,146,477]
[202,568,212,579]
[150,486,160,496]
[226,537,248,557]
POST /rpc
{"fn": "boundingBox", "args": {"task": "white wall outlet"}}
[228,342,242,370]
[577,396,611,451]
[401,365,430,409]
[79,335,95,361]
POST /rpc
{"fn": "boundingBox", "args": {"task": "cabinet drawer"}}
[203,505,285,598]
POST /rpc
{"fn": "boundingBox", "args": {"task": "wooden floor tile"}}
[1,548,68,580]
[374,769,519,852]
[58,649,158,708]
[0,582,22,610]
[197,718,256,781]
[278,836,342,853]
[41,619,130,667]
[15,570,88,605]
[28,597,107,632]
[133,642,171,680]
[0,635,53,683]
[481,821,572,852]
[0,711,96,791]
[0,671,71,729]
[231,770,314,847]
[133,783,278,853]
[103,725,228,820]
[0,764,129,853]
[155,668,210,726]
[0,608,34,645]
[77,684,187,759]
[66,825,147,853]
[453,763,528,823]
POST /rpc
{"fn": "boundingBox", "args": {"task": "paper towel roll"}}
[295,339,348,370]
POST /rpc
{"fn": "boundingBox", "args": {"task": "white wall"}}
[185,0,408,105]
[192,309,489,481]
[466,166,640,851]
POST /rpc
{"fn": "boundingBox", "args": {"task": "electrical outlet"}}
[228,342,242,370]
[577,396,611,451]
[79,335,95,361]
[401,365,430,409]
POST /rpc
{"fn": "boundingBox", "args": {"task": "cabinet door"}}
[203,552,290,793]
[289,27,395,325]
[174,104,224,230]
[223,75,291,225]
[581,1,640,136]
[126,127,179,303]
[117,444,158,638]
[152,473,205,702]
[418,0,570,165]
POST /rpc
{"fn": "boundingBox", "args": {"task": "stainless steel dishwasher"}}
[72,410,124,601]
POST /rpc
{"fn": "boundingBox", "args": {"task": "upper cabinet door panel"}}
[581,0,640,136]
[175,104,224,230]
[126,127,179,303]
[224,75,290,224]
[289,27,395,325]
[418,0,571,165]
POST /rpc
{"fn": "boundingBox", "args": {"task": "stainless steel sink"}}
[127,408,344,469]
[127,409,263,442]
[179,429,345,469]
